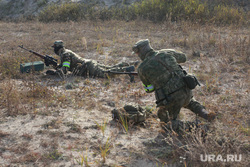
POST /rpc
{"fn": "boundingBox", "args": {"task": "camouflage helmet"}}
[132,39,153,60]
[52,40,64,48]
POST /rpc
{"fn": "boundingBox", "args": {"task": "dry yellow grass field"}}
[0,20,249,166]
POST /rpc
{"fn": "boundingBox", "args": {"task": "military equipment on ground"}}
[20,61,45,73]
[18,45,58,67]
[111,104,147,124]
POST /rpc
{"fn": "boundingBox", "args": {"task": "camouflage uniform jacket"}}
[58,48,93,72]
[57,48,133,77]
[137,49,187,102]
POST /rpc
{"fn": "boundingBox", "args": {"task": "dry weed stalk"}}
[119,114,129,134]
[95,119,107,136]
[163,121,249,167]
[99,137,112,163]
[76,147,91,167]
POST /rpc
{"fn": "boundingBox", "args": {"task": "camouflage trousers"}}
[157,87,206,123]
[75,60,133,78]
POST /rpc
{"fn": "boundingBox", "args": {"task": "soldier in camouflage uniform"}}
[50,40,136,78]
[132,39,216,130]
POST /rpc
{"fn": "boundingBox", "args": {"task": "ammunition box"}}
[20,61,44,73]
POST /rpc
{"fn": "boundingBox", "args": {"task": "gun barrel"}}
[18,45,58,67]
[18,45,45,59]
[106,71,138,76]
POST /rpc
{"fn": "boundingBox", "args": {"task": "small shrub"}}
[39,2,90,22]
[0,53,26,80]
[0,80,26,116]
[25,82,54,99]
[164,123,249,167]
[212,5,244,25]
[37,0,248,25]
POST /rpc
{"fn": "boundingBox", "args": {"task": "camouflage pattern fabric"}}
[156,88,206,123]
[137,49,186,93]
[111,104,147,124]
[137,49,207,123]
[57,48,133,78]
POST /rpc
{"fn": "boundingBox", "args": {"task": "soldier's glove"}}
[44,58,50,66]
[55,64,62,70]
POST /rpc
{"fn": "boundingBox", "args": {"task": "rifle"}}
[106,71,138,76]
[18,45,58,67]
[105,71,138,82]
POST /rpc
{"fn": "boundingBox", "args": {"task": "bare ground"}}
[0,20,249,167]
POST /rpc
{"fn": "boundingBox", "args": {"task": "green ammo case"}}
[20,61,44,73]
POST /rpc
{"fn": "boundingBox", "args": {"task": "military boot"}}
[198,109,216,122]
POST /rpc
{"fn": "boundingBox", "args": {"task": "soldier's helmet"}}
[52,40,64,55]
[52,40,64,48]
[132,39,153,60]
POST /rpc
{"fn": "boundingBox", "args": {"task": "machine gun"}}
[105,71,138,76]
[18,45,58,67]
[105,71,138,82]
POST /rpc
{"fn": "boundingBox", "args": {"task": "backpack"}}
[111,104,147,124]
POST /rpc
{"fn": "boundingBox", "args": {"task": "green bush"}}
[183,0,209,22]
[38,0,248,25]
[39,2,92,22]
[212,4,245,24]
[131,0,169,21]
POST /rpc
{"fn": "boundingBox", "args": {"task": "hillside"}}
[0,0,249,20]
[0,0,141,19]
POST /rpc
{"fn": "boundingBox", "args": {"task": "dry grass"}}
[0,20,249,166]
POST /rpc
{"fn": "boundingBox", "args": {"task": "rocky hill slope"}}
[0,0,141,19]
[0,0,249,20]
